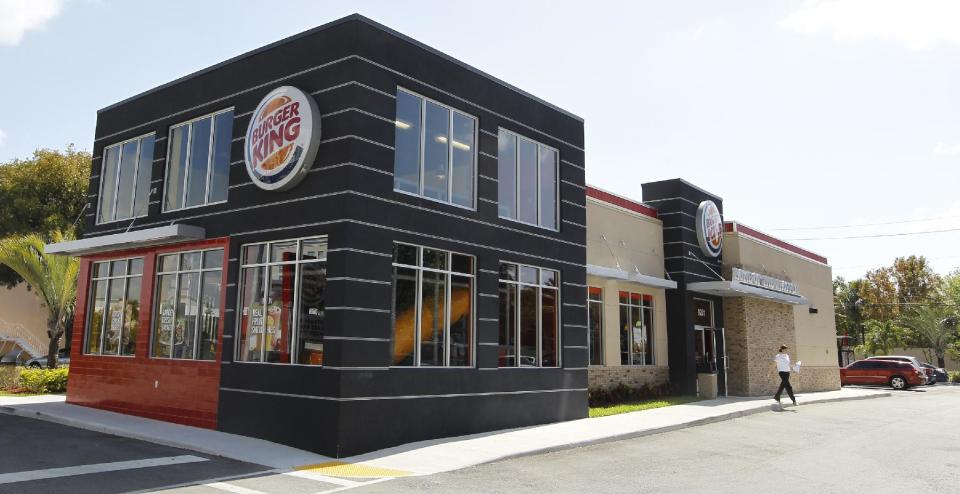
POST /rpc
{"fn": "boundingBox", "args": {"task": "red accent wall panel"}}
[66,237,229,430]
[586,186,658,219]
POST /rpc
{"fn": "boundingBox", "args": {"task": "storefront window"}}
[587,286,603,365]
[237,237,327,365]
[498,262,560,367]
[84,258,143,356]
[392,244,474,367]
[497,129,558,230]
[393,88,476,209]
[693,298,716,373]
[151,249,223,360]
[619,291,654,366]
[98,134,155,224]
[163,108,233,211]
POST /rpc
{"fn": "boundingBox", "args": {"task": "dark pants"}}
[774,371,795,402]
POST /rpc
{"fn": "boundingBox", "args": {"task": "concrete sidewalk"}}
[0,388,888,477]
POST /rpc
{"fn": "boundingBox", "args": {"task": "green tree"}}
[0,231,79,368]
[834,277,865,345]
[0,146,90,287]
[858,319,908,356]
[900,306,958,368]
[859,268,899,322]
[891,255,942,307]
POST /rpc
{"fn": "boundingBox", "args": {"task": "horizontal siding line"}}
[326,276,391,285]
[94,55,356,143]
[562,219,586,229]
[479,293,499,299]
[219,386,587,402]
[562,199,585,209]
[320,134,394,151]
[155,136,167,141]
[151,179,164,183]
[321,106,394,125]
[564,345,588,349]
[356,56,584,152]
[562,303,586,308]
[229,161,392,189]
[644,196,701,207]
[478,151,497,160]
[323,336,390,342]
[561,179,585,190]
[478,268,498,274]
[326,306,392,314]
[327,247,392,258]
[478,317,498,322]
[153,158,165,163]
[478,197,497,205]
[657,211,696,219]
[663,225,697,233]
[89,174,100,180]
[478,342,499,346]
[479,174,497,182]
[564,323,587,328]
[563,281,586,287]
[480,128,498,138]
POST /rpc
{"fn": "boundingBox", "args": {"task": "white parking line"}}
[0,455,208,484]
[285,469,361,487]
[313,477,395,494]
[206,481,269,494]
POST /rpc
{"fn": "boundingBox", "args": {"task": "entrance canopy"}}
[587,264,677,289]
[45,224,206,256]
[686,280,807,305]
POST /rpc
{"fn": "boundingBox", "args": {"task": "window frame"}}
[497,261,561,368]
[161,107,234,213]
[96,132,156,225]
[393,87,478,211]
[496,128,560,231]
[587,286,604,366]
[83,257,145,357]
[149,247,225,361]
[391,242,476,368]
[234,235,328,366]
[618,290,655,366]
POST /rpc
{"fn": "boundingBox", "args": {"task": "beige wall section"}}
[585,197,671,390]
[722,230,840,393]
[0,283,51,356]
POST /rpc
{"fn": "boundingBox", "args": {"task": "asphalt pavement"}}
[353,385,960,494]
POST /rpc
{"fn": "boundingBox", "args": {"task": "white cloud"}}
[934,142,960,156]
[779,0,960,50]
[0,128,6,146]
[0,0,63,46]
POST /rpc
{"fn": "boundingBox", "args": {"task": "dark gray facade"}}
[82,15,587,456]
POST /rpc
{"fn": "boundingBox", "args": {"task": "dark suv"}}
[840,359,926,390]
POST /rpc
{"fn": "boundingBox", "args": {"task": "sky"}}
[1,0,959,281]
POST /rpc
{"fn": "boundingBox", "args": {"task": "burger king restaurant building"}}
[46,14,839,457]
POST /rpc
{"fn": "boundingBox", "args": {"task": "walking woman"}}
[774,344,797,406]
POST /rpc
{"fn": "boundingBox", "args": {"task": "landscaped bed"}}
[589,396,701,418]
[0,366,68,395]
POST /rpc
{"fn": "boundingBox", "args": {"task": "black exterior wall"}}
[641,179,725,396]
[83,15,586,457]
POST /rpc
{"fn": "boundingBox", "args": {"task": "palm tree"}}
[900,306,958,368]
[0,231,79,369]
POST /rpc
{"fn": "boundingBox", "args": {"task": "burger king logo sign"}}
[244,86,321,191]
[695,200,723,258]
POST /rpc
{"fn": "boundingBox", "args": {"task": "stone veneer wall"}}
[723,297,797,396]
[796,366,841,393]
[588,366,670,390]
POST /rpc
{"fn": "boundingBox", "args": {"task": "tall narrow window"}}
[587,286,603,365]
[163,108,234,211]
[98,134,155,224]
[393,88,476,208]
[237,237,327,365]
[84,258,143,356]
[497,129,559,229]
[619,291,654,366]
[392,244,474,367]
[151,249,223,360]
[498,262,560,367]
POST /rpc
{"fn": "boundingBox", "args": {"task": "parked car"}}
[24,350,70,369]
[866,355,934,385]
[920,362,948,383]
[840,359,926,390]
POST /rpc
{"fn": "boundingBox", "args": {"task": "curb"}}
[473,391,892,468]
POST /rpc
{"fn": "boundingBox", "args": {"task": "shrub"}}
[949,370,960,384]
[0,366,22,390]
[17,367,69,394]
[588,382,678,407]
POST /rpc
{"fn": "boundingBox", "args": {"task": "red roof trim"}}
[725,222,828,265]
[586,186,657,219]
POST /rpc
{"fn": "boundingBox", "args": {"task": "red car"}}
[840,359,927,390]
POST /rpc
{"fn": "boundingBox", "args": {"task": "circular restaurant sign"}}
[244,86,321,191]
[695,200,723,258]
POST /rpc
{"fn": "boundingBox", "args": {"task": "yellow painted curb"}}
[294,461,412,478]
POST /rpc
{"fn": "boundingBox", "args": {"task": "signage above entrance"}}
[695,200,723,258]
[731,267,799,296]
[244,86,321,191]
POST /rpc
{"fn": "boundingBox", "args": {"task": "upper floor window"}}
[163,108,234,212]
[497,129,558,230]
[237,237,327,365]
[98,134,155,224]
[498,262,559,367]
[151,249,224,360]
[392,244,474,367]
[393,88,476,209]
[84,258,144,356]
